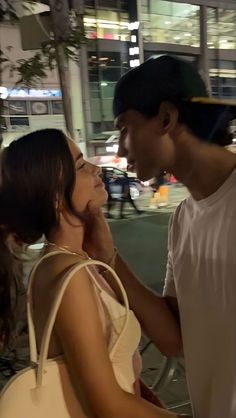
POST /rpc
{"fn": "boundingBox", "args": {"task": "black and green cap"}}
[113,54,236,118]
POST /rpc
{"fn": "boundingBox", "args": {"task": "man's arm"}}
[83,203,182,357]
[111,254,183,357]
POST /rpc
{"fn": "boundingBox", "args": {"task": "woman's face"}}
[68,140,107,213]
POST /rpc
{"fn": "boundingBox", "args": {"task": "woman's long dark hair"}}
[0,129,76,346]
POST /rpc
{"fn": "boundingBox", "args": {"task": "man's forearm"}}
[113,254,182,357]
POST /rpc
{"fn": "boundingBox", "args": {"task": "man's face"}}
[115,109,175,181]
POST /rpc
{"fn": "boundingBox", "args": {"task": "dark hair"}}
[0,128,76,346]
[175,101,234,146]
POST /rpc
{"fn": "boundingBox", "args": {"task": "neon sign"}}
[0,87,61,99]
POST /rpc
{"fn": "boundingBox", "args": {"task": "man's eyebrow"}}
[75,152,83,162]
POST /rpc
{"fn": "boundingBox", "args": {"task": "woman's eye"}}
[76,162,85,170]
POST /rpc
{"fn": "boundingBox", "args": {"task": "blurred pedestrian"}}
[102,168,114,218]
[119,172,142,218]
[151,173,166,196]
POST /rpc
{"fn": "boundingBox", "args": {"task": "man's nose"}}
[118,141,127,158]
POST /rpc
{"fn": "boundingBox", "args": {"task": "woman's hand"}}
[83,201,115,264]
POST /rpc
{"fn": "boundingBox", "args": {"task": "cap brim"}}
[191,96,236,106]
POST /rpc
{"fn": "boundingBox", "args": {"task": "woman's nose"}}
[95,165,101,176]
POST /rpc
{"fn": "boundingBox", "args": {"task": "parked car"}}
[101,166,142,200]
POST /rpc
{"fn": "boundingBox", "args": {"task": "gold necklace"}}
[45,241,89,259]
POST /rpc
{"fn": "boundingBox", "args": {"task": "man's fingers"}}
[86,200,100,215]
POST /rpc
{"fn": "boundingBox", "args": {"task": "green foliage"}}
[16,53,48,86]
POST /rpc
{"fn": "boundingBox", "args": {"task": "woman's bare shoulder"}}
[32,252,87,290]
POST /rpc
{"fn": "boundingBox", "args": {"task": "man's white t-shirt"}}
[163,169,236,418]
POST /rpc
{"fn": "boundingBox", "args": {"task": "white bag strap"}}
[27,251,66,363]
[27,253,129,388]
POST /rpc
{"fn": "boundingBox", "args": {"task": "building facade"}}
[83,0,236,157]
[1,0,236,156]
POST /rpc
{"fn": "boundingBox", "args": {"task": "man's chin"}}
[137,172,153,182]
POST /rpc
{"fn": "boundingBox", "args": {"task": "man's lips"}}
[127,163,136,172]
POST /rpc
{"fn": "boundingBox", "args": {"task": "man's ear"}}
[157,101,179,133]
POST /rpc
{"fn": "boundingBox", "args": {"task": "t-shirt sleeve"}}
[162,214,177,298]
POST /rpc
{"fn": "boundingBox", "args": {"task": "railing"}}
[140,336,192,415]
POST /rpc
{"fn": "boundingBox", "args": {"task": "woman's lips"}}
[95,180,104,188]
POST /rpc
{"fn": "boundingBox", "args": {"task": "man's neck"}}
[171,135,236,201]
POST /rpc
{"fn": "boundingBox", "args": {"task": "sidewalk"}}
[141,337,192,416]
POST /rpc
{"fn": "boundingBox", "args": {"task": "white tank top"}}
[30,252,142,395]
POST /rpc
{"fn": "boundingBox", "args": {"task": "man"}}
[111,55,236,418]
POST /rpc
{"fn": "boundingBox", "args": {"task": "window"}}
[84,9,129,41]
[210,60,236,98]
[98,0,118,8]
[101,67,121,82]
[85,0,95,7]
[9,101,27,115]
[207,8,236,50]
[88,50,126,132]
[141,0,200,47]
[51,101,63,114]
[10,117,29,126]
[85,0,128,11]
[92,121,114,133]
[100,82,116,98]
[90,82,100,99]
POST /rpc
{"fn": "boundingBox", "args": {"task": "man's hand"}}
[83,201,115,263]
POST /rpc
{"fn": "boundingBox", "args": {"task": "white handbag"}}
[0,253,129,418]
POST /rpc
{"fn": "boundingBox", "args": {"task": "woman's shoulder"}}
[31,251,88,290]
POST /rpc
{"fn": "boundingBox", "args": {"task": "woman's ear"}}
[158,101,179,133]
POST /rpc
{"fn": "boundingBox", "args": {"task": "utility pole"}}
[48,0,74,137]
[69,0,92,153]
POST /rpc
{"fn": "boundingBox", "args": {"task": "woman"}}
[0,129,185,417]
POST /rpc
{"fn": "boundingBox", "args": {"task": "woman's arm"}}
[54,267,180,418]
